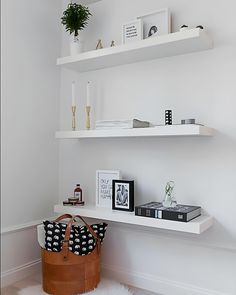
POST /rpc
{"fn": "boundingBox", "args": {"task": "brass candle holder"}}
[72,106,76,131]
[86,106,91,130]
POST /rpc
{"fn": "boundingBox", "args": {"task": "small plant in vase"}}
[61,3,91,55]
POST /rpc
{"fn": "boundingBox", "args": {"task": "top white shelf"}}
[76,0,101,4]
[57,28,213,72]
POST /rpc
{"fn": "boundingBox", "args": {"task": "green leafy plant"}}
[61,3,92,37]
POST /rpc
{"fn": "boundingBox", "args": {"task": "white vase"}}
[70,35,83,55]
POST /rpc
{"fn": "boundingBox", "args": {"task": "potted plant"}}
[61,3,92,55]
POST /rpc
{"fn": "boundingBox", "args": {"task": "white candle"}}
[72,81,75,106]
[86,81,91,106]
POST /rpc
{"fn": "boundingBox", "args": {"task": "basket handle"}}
[54,214,73,222]
[54,214,101,259]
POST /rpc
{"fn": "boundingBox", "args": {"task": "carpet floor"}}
[1,273,159,295]
[17,279,133,295]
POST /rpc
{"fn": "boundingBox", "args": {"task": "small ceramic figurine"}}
[96,39,103,49]
[110,40,115,47]
[181,119,196,125]
[180,25,189,31]
[196,25,204,29]
[162,181,177,208]
[165,110,172,125]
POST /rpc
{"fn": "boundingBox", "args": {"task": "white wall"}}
[1,0,61,285]
[59,0,236,294]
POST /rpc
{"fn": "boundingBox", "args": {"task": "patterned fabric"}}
[43,221,108,256]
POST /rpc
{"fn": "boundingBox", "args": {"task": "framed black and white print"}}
[112,180,134,212]
[137,8,171,39]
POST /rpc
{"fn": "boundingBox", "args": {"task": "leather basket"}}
[41,214,101,295]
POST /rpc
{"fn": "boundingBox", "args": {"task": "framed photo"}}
[137,8,171,39]
[112,180,134,212]
[96,170,121,208]
[122,19,143,44]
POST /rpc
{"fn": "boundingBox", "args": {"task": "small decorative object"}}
[196,25,204,29]
[96,170,121,208]
[181,119,196,124]
[110,40,115,47]
[112,180,134,212]
[74,183,83,202]
[71,81,76,131]
[86,81,91,130]
[61,3,91,55]
[122,19,143,44]
[96,39,103,49]
[137,8,171,39]
[180,24,189,31]
[162,181,177,208]
[165,110,172,125]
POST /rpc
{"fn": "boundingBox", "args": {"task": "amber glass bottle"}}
[74,184,82,202]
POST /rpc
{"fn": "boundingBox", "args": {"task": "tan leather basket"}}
[41,214,101,295]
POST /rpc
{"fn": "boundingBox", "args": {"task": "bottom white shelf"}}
[54,204,213,234]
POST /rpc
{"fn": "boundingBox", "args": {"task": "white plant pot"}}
[70,35,83,55]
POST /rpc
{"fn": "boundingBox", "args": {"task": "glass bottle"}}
[74,184,82,202]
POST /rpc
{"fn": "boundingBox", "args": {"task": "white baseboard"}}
[1,259,41,288]
[1,216,55,235]
[101,264,228,295]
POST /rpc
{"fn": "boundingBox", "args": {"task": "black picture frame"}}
[112,180,134,212]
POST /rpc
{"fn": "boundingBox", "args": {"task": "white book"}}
[95,119,150,129]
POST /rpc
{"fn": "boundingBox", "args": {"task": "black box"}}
[135,202,201,222]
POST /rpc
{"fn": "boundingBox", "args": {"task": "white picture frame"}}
[137,8,171,39]
[96,170,121,208]
[122,19,143,44]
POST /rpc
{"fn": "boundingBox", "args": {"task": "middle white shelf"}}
[55,125,213,139]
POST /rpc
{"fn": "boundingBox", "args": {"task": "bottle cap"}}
[76,184,80,186]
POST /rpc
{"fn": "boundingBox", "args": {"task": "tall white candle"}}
[86,81,91,106]
[72,81,75,106]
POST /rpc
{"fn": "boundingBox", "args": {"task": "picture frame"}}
[112,180,134,212]
[137,8,171,39]
[96,170,121,208]
[122,19,143,44]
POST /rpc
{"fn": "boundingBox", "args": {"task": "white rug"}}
[18,279,133,295]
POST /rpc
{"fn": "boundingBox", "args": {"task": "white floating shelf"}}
[57,28,213,72]
[54,205,213,234]
[55,125,214,139]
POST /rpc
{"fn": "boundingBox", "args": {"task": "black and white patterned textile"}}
[43,221,108,256]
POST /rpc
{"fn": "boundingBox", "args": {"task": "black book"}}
[135,202,201,222]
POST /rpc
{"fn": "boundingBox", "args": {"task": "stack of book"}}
[135,202,201,222]
[95,119,150,130]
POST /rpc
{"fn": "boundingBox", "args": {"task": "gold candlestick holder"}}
[72,106,76,131]
[86,106,91,130]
